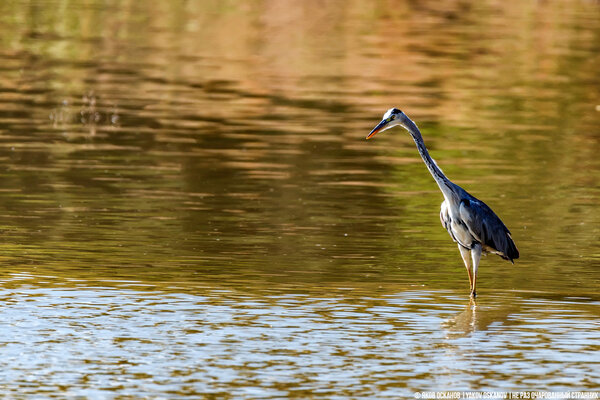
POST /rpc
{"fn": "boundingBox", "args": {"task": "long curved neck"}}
[403,119,456,199]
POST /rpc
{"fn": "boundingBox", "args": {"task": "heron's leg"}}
[470,244,482,298]
[458,245,473,293]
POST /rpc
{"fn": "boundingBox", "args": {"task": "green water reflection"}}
[0,0,598,397]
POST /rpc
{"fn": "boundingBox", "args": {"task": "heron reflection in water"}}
[367,109,519,298]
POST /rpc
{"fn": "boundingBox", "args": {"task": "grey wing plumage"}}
[458,197,519,262]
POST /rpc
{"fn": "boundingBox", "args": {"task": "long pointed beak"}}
[366,119,389,139]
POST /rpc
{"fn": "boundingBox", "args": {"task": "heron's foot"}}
[470,290,477,299]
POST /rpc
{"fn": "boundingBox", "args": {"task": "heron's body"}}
[367,108,518,298]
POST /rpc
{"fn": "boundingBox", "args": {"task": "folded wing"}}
[458,197,519,262]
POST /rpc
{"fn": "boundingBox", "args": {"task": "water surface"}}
[0,0,599,398]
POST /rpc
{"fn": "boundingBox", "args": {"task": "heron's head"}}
[366,108,414,139]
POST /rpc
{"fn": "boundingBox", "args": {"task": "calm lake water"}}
[0,0,599,398]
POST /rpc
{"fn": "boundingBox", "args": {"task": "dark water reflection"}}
[0,0,599,397]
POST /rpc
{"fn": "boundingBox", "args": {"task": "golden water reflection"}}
[0,0,598,397]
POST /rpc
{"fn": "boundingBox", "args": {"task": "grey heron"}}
[367,108,519,298]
